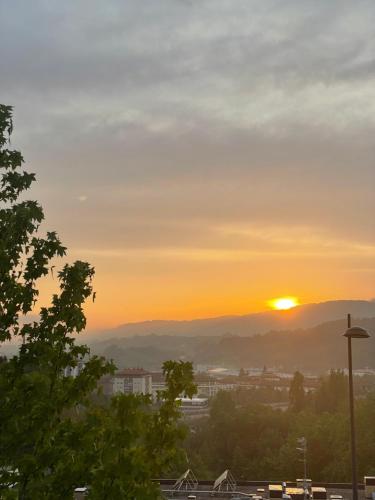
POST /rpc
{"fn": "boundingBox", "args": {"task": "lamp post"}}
[344,313,370,500]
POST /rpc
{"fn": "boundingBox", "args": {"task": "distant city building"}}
[150,371,167,399]
[113,368,152,395]
[176,397,208,412]
[63,358,86,378]
[151,372,238,398]
[105,367,320,401]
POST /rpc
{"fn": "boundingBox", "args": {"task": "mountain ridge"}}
[89,316,375,373]
[89,300,375,340]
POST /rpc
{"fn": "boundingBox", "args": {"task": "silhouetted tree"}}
[289,371,305,412]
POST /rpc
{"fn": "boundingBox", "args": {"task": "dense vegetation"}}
[184,371,375,482]
[0,105,195,499]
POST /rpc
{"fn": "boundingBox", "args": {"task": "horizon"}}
[88,298,375,334]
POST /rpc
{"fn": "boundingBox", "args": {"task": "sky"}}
[1,0,375,329]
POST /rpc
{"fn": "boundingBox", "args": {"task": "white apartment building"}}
[113,368,152,396]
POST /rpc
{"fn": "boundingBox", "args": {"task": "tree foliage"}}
[289,371,305,412]
[0,105,196,499]
[315,369,347,413]
[185,375,375,482]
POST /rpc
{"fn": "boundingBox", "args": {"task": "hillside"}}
[88,300,375,340]
[90,316,375,373]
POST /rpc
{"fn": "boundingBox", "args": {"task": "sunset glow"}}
[269,297,299,311]
[2,2,374,330]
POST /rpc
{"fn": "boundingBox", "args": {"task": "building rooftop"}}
[116,368,150,377]
[159,478,367,500]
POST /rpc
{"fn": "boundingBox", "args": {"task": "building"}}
[63,358,86,378]
[176,397,209,415]
[150,371,167,399]
[113,368,152,395]
[151,372,240,399]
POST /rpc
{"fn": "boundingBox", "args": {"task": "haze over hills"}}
[89,317,375,373]
[88,300,375,373]
[2,301,374,366]
[89,300,375,340]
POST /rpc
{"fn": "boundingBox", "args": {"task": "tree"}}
[0,103,114,498]
[0,105,196,499]
[210,390,236,422]
[184,381,375,482]
[289,371,305,412]
[84,361,196,499]
[315,370,347,413]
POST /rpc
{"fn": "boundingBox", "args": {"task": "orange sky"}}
[36,234,374,329]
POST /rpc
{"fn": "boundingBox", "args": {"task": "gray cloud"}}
[1,0,374,260]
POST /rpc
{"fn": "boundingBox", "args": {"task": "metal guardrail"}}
[155,479,365,490]
[162,489,254,497]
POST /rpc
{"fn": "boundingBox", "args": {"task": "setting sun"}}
[269,297,299,310]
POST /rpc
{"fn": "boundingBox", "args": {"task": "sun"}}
[269,296,299,310]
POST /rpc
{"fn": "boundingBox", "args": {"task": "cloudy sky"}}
[1,0,374,328]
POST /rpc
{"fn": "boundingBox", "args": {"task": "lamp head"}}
[344,326,371,339]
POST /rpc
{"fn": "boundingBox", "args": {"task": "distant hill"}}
[197,317,375,373]
[89,316,375,373]
[89,300,375,340]
[91,334,216,371]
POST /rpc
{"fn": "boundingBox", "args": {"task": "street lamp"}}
[343,313,370,500]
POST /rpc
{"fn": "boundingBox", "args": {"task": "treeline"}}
[201,320,375,372]
[231,385,289,405]
[183,371,375,482]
